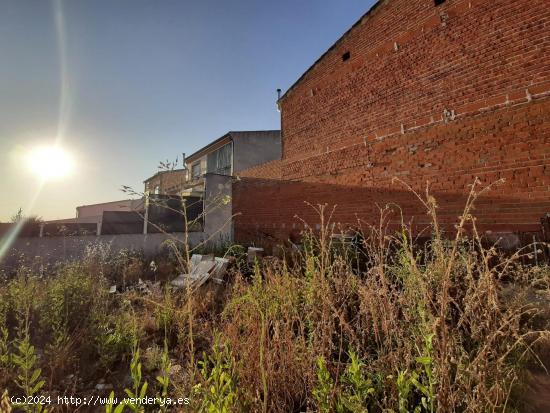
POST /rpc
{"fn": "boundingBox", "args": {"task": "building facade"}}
[185,131,281,178]
[234,0,550,245]
[144,169,188,195]
[182,130,281,192]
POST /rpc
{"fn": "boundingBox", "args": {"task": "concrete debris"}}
[247,247,264,264]
[107,253,228,294]
[171,259,215,289]
[109,279,160,295]
[190,253,203,268]
[210,257,230,284]
[136,278,149,294]
[170,254,229,290]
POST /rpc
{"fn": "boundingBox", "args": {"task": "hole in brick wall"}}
[434,0,446,5]
[342,51,351,61]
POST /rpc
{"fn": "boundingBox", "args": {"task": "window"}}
[191,162,201,179]
[434,0,446,5]
[207,143,232,175]
[154,185,160,195]
[342,51,351,61]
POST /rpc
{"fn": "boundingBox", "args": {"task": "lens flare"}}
[0,0,72,265]
[26,146,74,181]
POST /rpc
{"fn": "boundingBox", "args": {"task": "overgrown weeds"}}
[0,181,549,412]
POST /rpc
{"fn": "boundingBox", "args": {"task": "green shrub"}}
[312,356,334,413]
[193,336,239,413]
[94,304,140,370]
[337,350,377,413]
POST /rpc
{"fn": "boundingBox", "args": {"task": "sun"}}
[26,145,74,181]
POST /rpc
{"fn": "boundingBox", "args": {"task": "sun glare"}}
[26,145,74,181]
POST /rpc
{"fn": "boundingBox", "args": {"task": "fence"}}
[0,232,203,271]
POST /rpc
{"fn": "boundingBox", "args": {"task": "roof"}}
[45,216,101,224]
[185,130,280,163]
[143,168,186,183]
[279,0,384,102]
[76,199,137,209]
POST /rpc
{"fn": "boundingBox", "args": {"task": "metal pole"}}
[143,191,150,235]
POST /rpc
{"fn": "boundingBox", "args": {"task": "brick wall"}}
[234,99,550,244]
[234,0,550,245]
[239,158,282,180]
[281,0,550,160]
[145,170,187,195]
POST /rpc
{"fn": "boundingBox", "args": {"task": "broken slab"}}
[210,257,229,284]
[170,254,229,289]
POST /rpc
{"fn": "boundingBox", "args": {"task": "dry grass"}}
[0,181,549,412]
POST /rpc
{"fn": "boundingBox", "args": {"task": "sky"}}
[0,0,374,221]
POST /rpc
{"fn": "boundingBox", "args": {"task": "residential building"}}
[184,130,281,189]
[76,199,144,218]
[32,199,145,236]
[142,130,280,197]
[144,169,188,195]
[185,130,282,193]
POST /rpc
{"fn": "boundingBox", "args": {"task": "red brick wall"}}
[234,0,550,245]
[234,99,550,244]
[282,0,550,160]
[239,158,282,180]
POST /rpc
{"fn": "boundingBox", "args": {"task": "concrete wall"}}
[203,173,233,247]
[1,174,234,269]
[232,131,281,173]
[1,232,203,269]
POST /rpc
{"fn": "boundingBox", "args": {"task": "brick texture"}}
[235,0,550,245]
[144,170,187,195]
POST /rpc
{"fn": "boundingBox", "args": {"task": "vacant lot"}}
[1,196,549,413]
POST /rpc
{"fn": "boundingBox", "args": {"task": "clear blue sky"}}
[0,0,374,221]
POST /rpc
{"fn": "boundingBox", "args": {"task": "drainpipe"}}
[277,89,283,161]
[231,137,234,176]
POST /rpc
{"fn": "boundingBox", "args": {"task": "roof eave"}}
[185,132,233,163]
